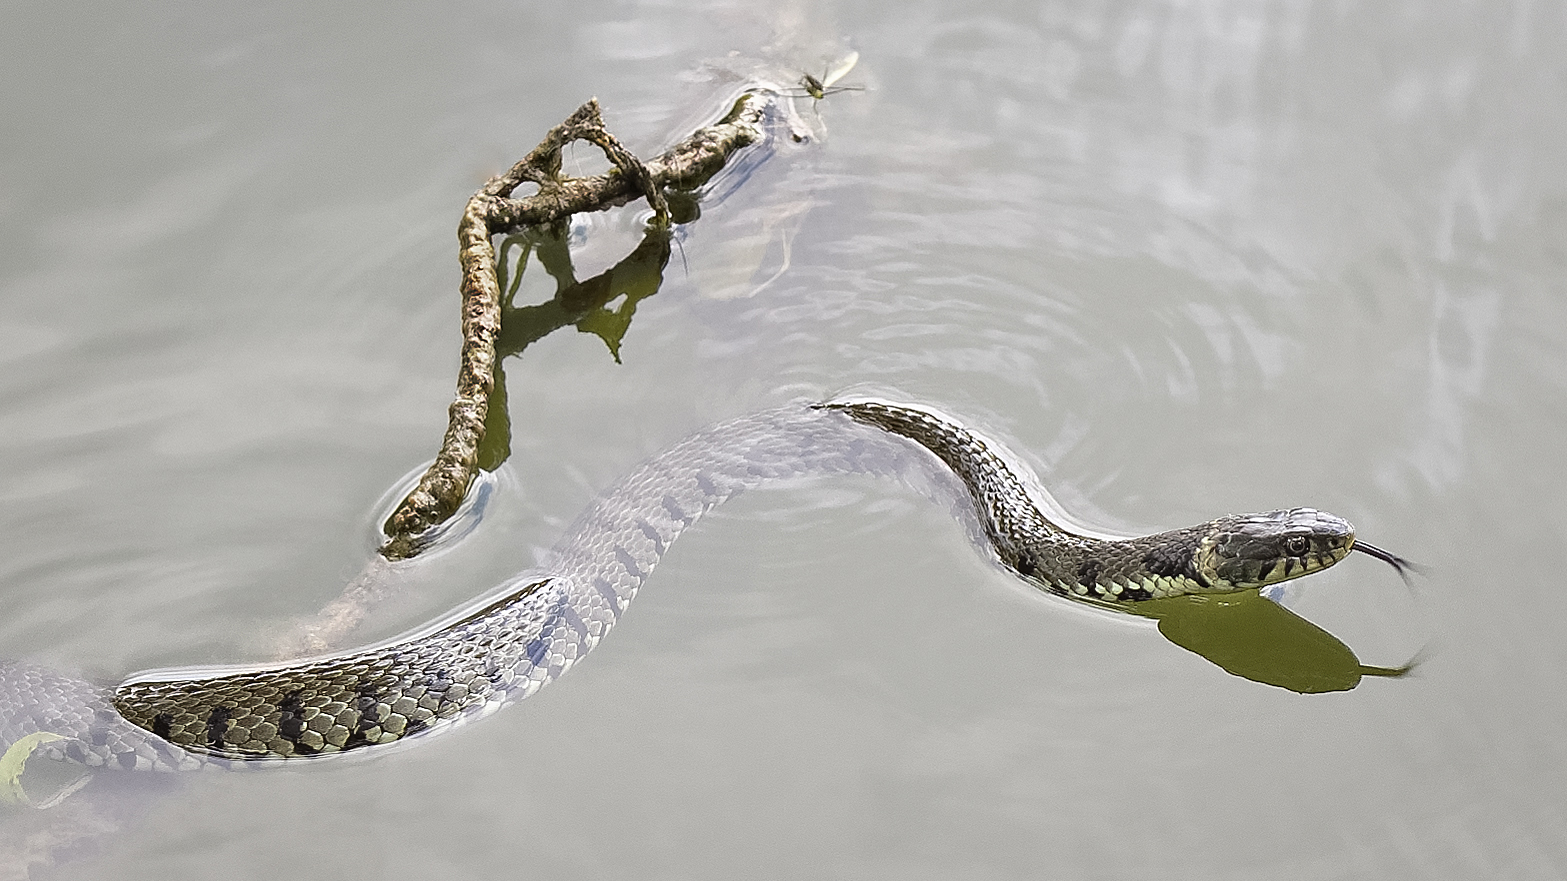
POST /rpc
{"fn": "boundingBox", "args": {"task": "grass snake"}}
[0,399,1410,771]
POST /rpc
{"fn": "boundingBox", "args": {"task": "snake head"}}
[1196,507,1355,590]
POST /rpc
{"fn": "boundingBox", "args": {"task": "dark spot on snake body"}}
[638,520,667,554]
[354,687,382,722]
[89,725,109,747]
[1076,559,1101,591]
[277,692,306,742]
[346,690,387,748]
[1256,560,1276,581]
[526,638,549,667]
[1119,584,1153,602]
[661,494,690,524]
[117,751,138,770]
[402,715,430,739]
[64,740,86,763]
[205,705,232,749]
[151,713,173,740]
[615,547,645,580]
[591,577,621,611]
[1014,555,1036,577]
[1184,557,1211,590]
[559,604,590,640]
[422,670,453,698]
[1141,543,1191,578]
[695,472,719,497]
[482,656,504,684]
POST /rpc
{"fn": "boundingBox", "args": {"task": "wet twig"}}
[379,93,771,560]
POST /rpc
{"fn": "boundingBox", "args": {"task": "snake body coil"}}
[0,400,1368,770]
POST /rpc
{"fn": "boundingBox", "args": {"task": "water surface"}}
[1,1,1563,878]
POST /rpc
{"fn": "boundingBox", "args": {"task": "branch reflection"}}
[478,220,675,471]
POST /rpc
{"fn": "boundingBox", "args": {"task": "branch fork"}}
[379,93,771,560]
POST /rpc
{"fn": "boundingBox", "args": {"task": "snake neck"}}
[816,400,1061,550]
[821,400,1217,602]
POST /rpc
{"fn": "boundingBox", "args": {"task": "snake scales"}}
[0,399,1405,772]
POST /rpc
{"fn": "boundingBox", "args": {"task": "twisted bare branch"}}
[379,92,771,560]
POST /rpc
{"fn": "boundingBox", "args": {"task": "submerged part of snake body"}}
[2,400,1379,770]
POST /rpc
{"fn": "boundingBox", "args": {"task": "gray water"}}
[1,1,1563,878]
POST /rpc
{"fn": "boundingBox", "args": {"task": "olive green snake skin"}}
[0,400,1402,771]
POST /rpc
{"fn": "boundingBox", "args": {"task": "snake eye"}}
[1284,536,1308,556]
